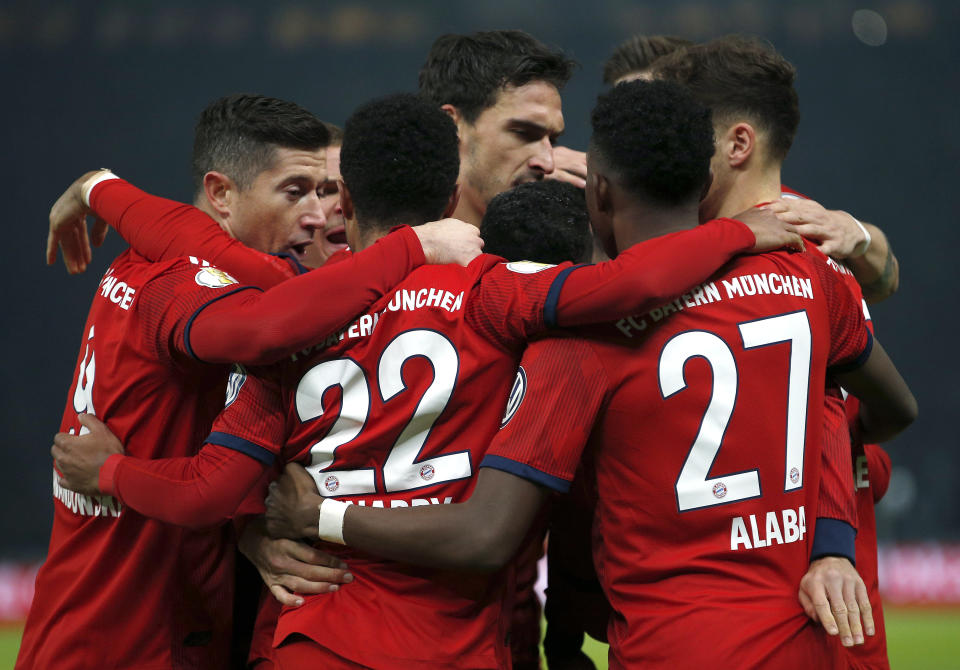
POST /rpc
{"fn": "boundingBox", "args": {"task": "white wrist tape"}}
[317,498,348,544]
[849,216,872,257]
[81,171,119,207]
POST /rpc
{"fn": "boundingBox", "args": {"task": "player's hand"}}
[546,145,588,189]
[414,217,484,266]
[765,198,867,258]
[47,170,111,274]
[238,517,352,607]
[51,413,123,495]
[799,556,874,647]
[734,206,805,253]
[265,463,325,540]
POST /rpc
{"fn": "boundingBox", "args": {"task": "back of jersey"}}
[583,249,869,669]
[215,255,565,668]
[19,251,243,670]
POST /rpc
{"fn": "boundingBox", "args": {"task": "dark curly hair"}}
[480,181,592,264]
[590,79,714,205]
[651,35,799,162]
[602,35,692,85]
[191,94,329,195]
[419,30,576,123]
[340,93,460,229]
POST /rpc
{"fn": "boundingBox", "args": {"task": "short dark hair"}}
[419,30,576,123]
[323,121,344,145]
[191,94,329,194]
[602,35,692,85]
[481,181,592,264]
[340,93,460,229]
[590,79,714,205]
[651,35,799,162]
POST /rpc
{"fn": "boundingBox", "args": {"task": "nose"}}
[528,137,555,175]
[301,193,327,233]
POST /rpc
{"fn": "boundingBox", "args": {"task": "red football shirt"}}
[483,248,872,669]
[17,253,252,670]
[203,218,757,669]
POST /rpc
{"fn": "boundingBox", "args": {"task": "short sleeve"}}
[810,254,872,370]
[136,262,258,365]
[480,336,609,492]
[205,366,287,465]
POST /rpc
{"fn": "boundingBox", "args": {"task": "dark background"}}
[3,0,956,559]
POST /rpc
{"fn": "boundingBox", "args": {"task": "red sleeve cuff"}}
[99,453,125,497]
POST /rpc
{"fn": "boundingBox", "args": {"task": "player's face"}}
[699,126,733,222]
[303,145,348,267]
[230,146,327,263]
[584,149,618,259]
[457,81,564,215]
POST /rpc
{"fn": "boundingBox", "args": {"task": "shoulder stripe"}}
[480,454,571,493]
[204,431,276,466]
[183,285,262,363]
[544,264,588,328]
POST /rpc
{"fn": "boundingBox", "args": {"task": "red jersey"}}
[203,218,757,669]
[17,253,252,670]
[483,248,872,669]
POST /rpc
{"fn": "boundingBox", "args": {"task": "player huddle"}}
[20,29,914,670]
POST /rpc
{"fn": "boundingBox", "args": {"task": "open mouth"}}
[289,242,310,257]
[325,228,348,246]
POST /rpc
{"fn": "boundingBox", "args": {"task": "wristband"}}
[317,498,348,544]
[849,215,872,258]
[81,170,119,207]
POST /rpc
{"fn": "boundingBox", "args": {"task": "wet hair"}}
[590,79,714,205]
[191,94,329,195]
[481,180,592,264]
[651,35,800,162]
[340,93,460,228]
[602,35,692,85]
[419,30,576,123]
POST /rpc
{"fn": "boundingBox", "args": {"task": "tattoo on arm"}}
[861,247,898,302]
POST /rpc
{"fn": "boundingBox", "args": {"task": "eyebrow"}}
[507,118,564,142]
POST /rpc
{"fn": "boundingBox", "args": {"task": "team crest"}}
[224,364,246,408]
[419,464,435,481]
[789,467,800,484]
[712,482,728,499]
[500,367,527,427]
[195,266,238,288]
[324,475,340,493]
[505,261,556,274]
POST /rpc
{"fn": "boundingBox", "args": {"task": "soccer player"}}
[51,90,803,668]
[602,34,693,85]
[303,122,349,267]
[419,30,585,225]
[260,79,916,670]
[21,94,479,670]
[650,36,899,661]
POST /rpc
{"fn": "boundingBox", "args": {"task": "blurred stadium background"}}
[2,0,958,666]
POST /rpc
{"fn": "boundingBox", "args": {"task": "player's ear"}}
[338,179,355,220]
[442,184,461,218]
[441,104,467,141]
[594,173,613,216]
[728,122,756,168]
[202,171,234,217]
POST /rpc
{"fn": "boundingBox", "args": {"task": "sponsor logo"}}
[505,261,556,274]
[419,464,435,481]
[713,482,728,499]
[324,475,340,493]
[501,367,527,427]
[224,364,246,408]
[195,267,238,288]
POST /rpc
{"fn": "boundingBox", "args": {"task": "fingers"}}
[285,541,350,572]
[798,585,817,621]
[856,579,875,636]
[77,413,107,434]
[91,218,109,247]
[546,169,587,189]
[842,577,864,645]
[823,577,854,646]
[268,583,305,608]
[46,231,58,266]
[280,574,347,595]
[783,229,805,253]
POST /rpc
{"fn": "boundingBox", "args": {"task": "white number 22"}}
[294,329,471,496]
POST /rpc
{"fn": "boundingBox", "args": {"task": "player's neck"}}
[714,166,782,218]
[194,198,237,239]
[452,185,484,227]
[613,200,701,250]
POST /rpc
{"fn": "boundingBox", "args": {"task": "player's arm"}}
[544,209,802,330]
[765,197,900,303]
[267,464,549,572]
[834,338,916,443]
